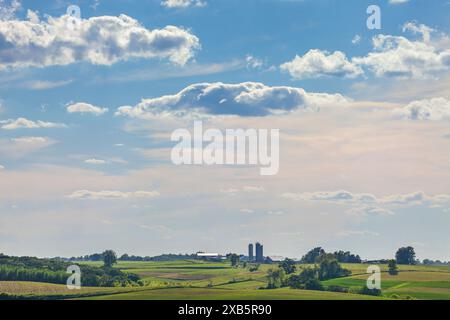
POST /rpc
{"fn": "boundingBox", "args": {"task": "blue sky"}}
[1,0,450,260]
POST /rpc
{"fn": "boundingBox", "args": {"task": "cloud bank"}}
[393,97,450,121]
[0,118,66,130]
[282,190,450,208]
[68,190,161,200]
[0,136,56,158]
[116,82,349,119]
[281,22,450,80]
[0,12,200,69]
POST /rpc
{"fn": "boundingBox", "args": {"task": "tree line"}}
[300,248,362,264]
[299,246,422,266]
[0,251,141,287]
[265,254,382,296]
[261,245,427,297]
[68,253,197,262]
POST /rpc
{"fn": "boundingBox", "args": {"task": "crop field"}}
[81,287,382,300]
[1,261,450,300]
[0,281,139,299]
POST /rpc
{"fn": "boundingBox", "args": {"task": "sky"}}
[0,0,450,260]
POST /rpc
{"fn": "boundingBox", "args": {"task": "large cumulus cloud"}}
[281,22,450,80]
[115,82,350,119]
[0,12,200,69]
[353,34,450,79]
[280,50,363,80]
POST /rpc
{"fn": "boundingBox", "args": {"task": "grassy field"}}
[1,260,450,300]
[0,281,137,299]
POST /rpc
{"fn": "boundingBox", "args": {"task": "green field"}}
[2,260,450,300]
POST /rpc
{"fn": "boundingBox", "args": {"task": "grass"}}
[0,281,138,299]
[2,261,450,300]
[322,269,450,300]
[78,287,383,301]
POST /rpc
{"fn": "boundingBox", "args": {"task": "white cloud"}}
[116,82,349,119]
[23,80,73,90]
[352,35,362,45]
[346,206,395,216]
[68,190,160,200]
[393,97,450,121]
[0,0,20,21]
[380,191,431,206]
[281,190,377,203]
[281,22,450,80]
[282,190,450,215]
[0,136,56,157]
[246,55,264,70]
[67,102,108,116]
[0,164,4,170]
[280,50,363,80]
[281,190,412,205]
[0,118,66,130]
[337,230,380,237]
[161,0,206,8]
[84,158,107,165]
[220,186,265,195]
[91,0,101,10]
[403,22,435,42]
[389,0,410,4]
[10,136,48,144]
[0,12,200,69]
[353,33,450,79]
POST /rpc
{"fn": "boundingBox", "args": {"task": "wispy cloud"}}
[0,136,57,158]
[161,0,206,9]
[67,103,108,116]
[104,60,243,83]
[282,190,450,216]
[22,80,73,90]
[68,190,160,200]
[0,118,66,130]
[84,159,107,165]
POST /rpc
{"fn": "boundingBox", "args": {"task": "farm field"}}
[2,260,450,300]
[81,287,382,300]
[0,281,137,299]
